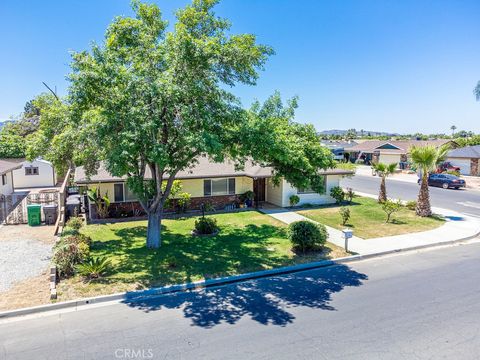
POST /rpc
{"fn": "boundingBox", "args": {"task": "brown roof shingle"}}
[74,157,353,183]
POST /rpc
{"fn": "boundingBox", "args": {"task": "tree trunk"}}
[378,177,387,203]
[416,175,432,217]
[146,211,163,249]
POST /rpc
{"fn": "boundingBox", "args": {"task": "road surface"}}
[2,242,480,359]
[342,174,480,217]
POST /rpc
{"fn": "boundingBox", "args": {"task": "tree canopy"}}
[31,0,334,248]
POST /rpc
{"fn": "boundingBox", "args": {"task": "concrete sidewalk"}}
[260,204,480,255]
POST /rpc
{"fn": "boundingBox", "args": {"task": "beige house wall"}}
[379,154,401,165]
[86,176,255,203]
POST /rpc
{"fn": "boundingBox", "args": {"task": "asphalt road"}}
[2,242,480,359]
[342,175,480,217]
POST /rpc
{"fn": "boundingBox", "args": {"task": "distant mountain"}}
[319,129,400,137]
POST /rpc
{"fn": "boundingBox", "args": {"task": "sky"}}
[0,0,479,134]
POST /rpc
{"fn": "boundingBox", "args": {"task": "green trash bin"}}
[27,204,42,226]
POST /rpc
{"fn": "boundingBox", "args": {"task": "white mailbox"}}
[342,229,353,252]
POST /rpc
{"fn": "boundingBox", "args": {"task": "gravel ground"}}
[0,239,53,292]
[0,224,54,293]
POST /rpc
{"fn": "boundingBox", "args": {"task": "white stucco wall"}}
[266,175,341,207]
[0,171,14,195]
[12,160,56,189]
[266,178,283,207]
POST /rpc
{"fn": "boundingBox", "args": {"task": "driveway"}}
[0,225,54,295]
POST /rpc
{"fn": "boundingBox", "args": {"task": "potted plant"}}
[241,190,255,207]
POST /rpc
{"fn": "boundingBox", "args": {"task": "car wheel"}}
[442,183,449,189]
[455,187,459,190]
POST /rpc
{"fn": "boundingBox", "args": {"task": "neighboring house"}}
[0,159,22,196]
[10,159,57,189]
[446,145,480,176]
[321,140,358,161]
[74,157,354,219]
[344,139,455,166]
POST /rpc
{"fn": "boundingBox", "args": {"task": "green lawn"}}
[298,197,445,239]
[57,211,347,301]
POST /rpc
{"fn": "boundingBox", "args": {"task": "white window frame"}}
[25,167,39,176]
[297,176,327,195]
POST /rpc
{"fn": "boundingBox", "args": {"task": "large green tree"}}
[39,0,334,248]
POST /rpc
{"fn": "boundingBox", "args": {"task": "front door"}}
[253,178,266,202]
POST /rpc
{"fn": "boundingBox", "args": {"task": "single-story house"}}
[74,157,354,219]
[10,158,57,189]
[446,145,480,176]
[343,139,455,166]
[320,140,357,161]
[0,159,22,196]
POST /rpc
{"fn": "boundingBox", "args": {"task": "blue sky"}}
[1,0,479,133]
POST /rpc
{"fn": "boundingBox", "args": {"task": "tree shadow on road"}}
[122,264,367,328]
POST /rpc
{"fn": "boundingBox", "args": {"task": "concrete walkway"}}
[260,204,480,255]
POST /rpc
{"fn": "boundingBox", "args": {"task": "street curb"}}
[1,232,479,320]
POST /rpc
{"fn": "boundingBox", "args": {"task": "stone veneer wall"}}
[471,159,479,176]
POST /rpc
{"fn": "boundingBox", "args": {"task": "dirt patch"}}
[0,269,51,311]
[0,224,55,244]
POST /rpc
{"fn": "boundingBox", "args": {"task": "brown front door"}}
[253,178,266,202]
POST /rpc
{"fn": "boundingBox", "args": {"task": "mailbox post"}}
[342,229,353,252]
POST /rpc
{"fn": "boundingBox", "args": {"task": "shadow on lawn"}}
[122,264,367,328]
[90,222,308,288]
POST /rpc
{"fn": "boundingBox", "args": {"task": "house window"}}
[125,184,137,201]
[114,183,125,202]
[297,176,326,194]
[203,178,236,196]
[1,174,7,186]
[25,167,39,176]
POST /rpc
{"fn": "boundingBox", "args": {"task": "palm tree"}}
[410,145,450,217]
[372,162,397,203]
[450,125,457,137]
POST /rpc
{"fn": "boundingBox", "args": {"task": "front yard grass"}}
[57,211,347,301]
[298,197,445,239]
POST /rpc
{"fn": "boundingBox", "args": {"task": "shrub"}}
[53,242,90,277]
[405,200,417,211]
[61,227,80,237]
[339,207,351,225]
[53,233,92,278]
[382,199,402,223]
[289,195,300,207]
[194,217,219,235]
[330,186,345,204]
[355,159,365,165]
[446,170,460,177]
[76,257,111,280]
[288,220,328,253]
[346,188,355,204]
[66,217,83,230]
[176,192,191,213]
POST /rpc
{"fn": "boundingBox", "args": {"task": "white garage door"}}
[379,154,401,165]
[448,158,470,175]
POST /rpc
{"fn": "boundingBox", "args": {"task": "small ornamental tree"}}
[382,199,402,223]
[339,207,350,226]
